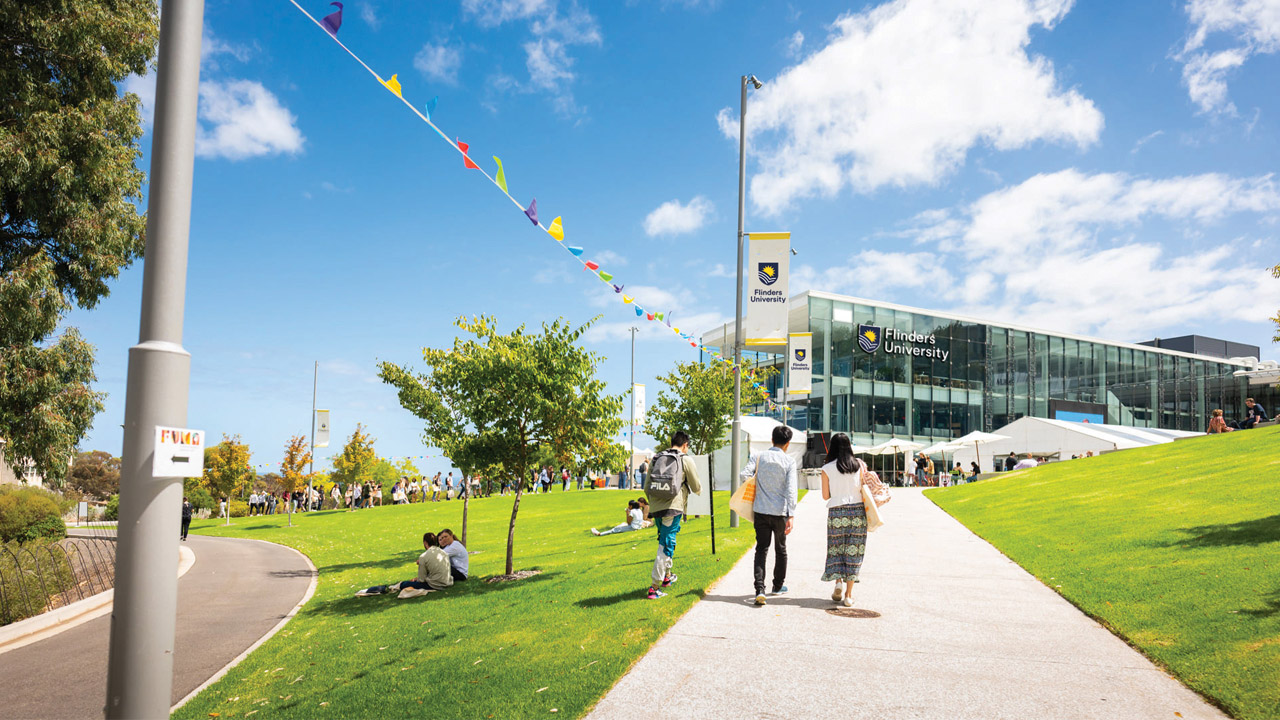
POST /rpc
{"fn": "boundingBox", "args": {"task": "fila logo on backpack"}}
[645,450,684,502]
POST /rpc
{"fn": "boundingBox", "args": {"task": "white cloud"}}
[360,3,381,29]
[1179,0,1280,114]
[707,263,735,278]
[787,30,805,57]
[122,73,156,127]
[903,169,1280,339]
[195,80,305,160]
[414,42,464,85]
[593,250,629,266]
[201,30,253,68]
[464,0,601,115]
[716,0,1103,215]
[792,249,952,297]
[1130,130,1164,154]
[643,196,714,236]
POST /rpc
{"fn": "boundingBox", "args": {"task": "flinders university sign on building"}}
[859,325,950,361]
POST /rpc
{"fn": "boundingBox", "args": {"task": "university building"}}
[703,290,1278,445]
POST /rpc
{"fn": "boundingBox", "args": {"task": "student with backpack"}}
[643,431,703,600]
[740,424,798,606]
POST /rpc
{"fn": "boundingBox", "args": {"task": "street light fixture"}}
[730,73,762,529]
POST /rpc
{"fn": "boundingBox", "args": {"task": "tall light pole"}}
[307,361,317,512]
[730,74,762,529]
[630,326,637,488]
[105,0,204,716]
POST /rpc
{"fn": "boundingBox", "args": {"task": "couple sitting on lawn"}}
[356,528,469,599]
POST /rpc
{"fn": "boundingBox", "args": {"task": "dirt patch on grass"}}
[485,569,543,583]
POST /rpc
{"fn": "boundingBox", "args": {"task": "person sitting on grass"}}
[635,497,653,528]
[355,532,454,599]
[1207,408,1233,434]
[437,528,469,581]
[592,500,646,536]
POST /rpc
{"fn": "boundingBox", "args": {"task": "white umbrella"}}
[866,438,925,485]
[950,430,1011,474]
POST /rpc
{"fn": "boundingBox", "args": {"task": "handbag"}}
[729,476,757,524]
[861,484,884,532]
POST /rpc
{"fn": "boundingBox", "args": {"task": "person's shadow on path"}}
[699,592,855,611]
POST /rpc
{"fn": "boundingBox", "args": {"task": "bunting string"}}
[288,0,780,410]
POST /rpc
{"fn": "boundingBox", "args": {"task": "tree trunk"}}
[505,475,523,576]
[461,486,470,547]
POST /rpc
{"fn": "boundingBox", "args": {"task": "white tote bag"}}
[861,485,884,532]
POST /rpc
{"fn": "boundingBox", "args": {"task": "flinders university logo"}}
[857,325,881,353]
[758,262,779,286]
[794,348,806,362]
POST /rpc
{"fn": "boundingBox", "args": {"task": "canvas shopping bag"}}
[862,485,884,532]
[729,476,757,524]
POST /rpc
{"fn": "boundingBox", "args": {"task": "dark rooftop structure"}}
[1137,335,1260,361]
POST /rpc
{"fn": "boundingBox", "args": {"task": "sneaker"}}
[646,586,666,600]
[841,596,854,608]
[355,585,387,597]
[590,528,601,536]
[769,585,789,596]
[754,593,767,606]
[397,586,431,599]
[661,574,678,588]
[832,585,844,602]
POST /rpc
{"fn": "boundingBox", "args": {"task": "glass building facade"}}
[707,291,1276,445]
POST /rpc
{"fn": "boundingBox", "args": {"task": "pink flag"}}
[456,139,480,169]
[584,261,599,271]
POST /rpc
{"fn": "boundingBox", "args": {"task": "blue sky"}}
[71,0,1279,475]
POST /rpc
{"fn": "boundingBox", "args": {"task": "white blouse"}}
[822,459,865,509]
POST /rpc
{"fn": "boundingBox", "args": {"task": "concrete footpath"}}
[589,489,1226,720]
[0,534,315,720]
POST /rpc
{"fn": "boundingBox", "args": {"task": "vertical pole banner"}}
[788,332,812,395]
[314,409,330,448]
[632,384,646,426]
[745,232,790,345]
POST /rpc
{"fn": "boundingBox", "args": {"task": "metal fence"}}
[0,536,117,626]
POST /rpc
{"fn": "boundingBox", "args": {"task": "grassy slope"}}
[926,425,1280,720]
[174,489,758,719]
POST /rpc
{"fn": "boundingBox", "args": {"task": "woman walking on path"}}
[820,433,881,607]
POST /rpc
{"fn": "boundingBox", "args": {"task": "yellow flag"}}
[623,295,633,304]
[547,216,564,241]
[382,74,403,98]
[493,156,508,194]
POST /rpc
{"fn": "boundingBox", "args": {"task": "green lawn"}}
[175,488,757,719]
[926,425,1280,720]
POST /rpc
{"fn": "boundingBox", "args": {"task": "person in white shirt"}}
[437,529,468,581]
[1013,456,1040,470]
[903,455,917,487]
[591,501,645,536]
[820,432,886,608]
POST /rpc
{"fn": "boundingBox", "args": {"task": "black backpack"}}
[645,450,684,502]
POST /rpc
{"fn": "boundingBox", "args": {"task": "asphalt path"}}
[588,489,1227,720]
[0,534,314,720]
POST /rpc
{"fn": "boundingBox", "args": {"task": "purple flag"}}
[524,198,538,225]
[612,284,624,293]
[321,2,343,36]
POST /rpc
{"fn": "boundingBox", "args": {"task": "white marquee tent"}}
[949,417,1201,471]
[709,416,807,490]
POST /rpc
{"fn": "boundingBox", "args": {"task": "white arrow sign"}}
[153,426,206,478]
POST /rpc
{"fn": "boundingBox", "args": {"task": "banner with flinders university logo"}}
[788,332,812,395]
[745,232,790,345]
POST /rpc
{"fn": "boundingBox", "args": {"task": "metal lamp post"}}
[105,0,204,716]
[730,74,762,528]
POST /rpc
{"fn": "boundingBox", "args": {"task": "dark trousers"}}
[753,513,788,594]
[180,517,191,540]
[450,567,468,582]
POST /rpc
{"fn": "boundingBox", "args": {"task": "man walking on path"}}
[645,431,702,600]
[741,425,798,606]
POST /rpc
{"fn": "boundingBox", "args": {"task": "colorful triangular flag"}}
[623,295,633,304]
[599,272,613,282]
[320,2,343,36]
[456,139,480,169]
[613,284,624,293]
[568,246,584,256]
[584,261,599,271]
[493,156,508,193]
[425,96,438,120]
[656,312,664,321]
[382,74,403,97]
[635,306,644,317]
[646,313,654,321]
[547,216,564,241]
[524,198,538,225]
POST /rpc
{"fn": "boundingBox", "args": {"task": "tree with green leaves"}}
[68,450,121,499]
[380,315,625,576]
[645,361,776,489]
[0,1,158,484]
[202,436,252,525]
[331,424,377,502]
[279,435,312,526]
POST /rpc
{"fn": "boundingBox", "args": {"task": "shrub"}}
[229,500,249,518]
[0,539,78,625]
[0,488,67,544]
[104,494,119,521]
[186,486,214,512]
